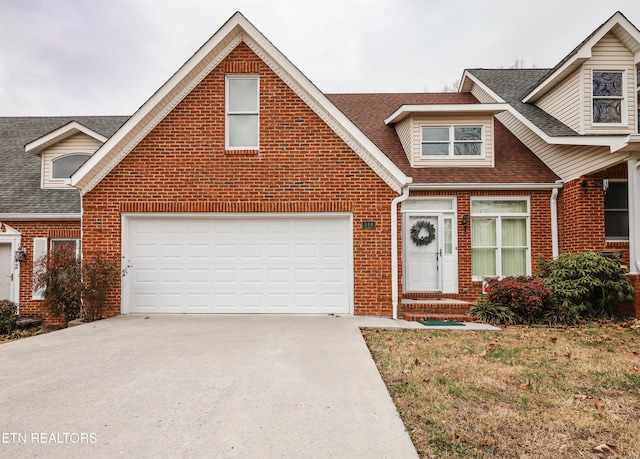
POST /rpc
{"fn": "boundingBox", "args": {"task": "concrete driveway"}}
[0,315,418,458]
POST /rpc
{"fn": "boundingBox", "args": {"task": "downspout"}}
[550,183,560,259]
[391,186,410,319]
[629,159,640,273]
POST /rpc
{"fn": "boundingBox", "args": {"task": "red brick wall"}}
[399,189,554,302]
[82,43,398,317]
[557,177,606,253]
[7,221,80,321]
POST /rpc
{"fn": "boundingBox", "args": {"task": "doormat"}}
[419,321,465,327]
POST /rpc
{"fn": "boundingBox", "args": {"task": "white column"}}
[628,158,640,273]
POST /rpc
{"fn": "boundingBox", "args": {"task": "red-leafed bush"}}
[487,276,554,324]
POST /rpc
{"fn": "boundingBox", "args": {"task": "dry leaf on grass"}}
[518,380,531,389]
[594,398,606,413]
[594,443,620,454]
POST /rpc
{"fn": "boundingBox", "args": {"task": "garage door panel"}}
[125,215,351,314]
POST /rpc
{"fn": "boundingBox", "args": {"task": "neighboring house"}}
[2,11,639,320]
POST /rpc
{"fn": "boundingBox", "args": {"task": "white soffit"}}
[25,121,107,155]
[384,103,509,125]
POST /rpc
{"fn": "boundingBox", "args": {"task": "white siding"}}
[537,69,582,132]
[495,111,628,180]
[41,133,102,189]
[410,114,494,168]
[470,84,499,104]
[583,33,636,134]
[394,117,412,162]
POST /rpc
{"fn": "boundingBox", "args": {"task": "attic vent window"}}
[592,71,624,124]
[421,125,483,158]
[51,154,91,179]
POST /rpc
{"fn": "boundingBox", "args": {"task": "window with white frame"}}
[50,239,80,258]
[604,181,628,240]
[226,75,259,149]
[51,154,91,179]
[592,71,624,124]
[421,125,483,157]
[471,199,529,279]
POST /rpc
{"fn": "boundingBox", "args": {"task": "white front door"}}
[405,214,441,292]
[0,243,13,300]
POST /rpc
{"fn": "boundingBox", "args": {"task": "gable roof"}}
[72,12,411,194]
[465,68,580,137]
[328,93,559,185]
[25,121,109,155]
[0,116,127,217]
[523,11,640,103]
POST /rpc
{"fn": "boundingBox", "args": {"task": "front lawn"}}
[363,326,640,458]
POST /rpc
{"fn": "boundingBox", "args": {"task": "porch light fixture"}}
[461,214,470,233]
[15,246,27,262]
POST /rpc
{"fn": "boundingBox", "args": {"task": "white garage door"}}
[123,214,353,314]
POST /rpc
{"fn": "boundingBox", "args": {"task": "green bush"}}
[538,252,634,320]
[33,246,82,324]
[486,276,555,324]
[0,300,18,335]
[468,300,516,325]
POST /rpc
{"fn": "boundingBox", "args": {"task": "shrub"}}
[468,300,516,325]
[0,300,18,335]
[82,254,120,321]
[33,246,82,324]
[538,252,634,319]
[486,276,555,324]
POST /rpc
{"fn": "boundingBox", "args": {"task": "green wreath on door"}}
[410,220,436,247]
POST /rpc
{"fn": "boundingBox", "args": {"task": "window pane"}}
[593,72,622,97]
[472,248,496,277]
[228,78,258,112]
[421,143,449,156]
[472,200,527,214]
[454,127,481,141]
[593,99,621,123]
[52,154,91,179]
[604,182,628,209]
[444,218,452,255]
[502,218,526,246]
[454,142,481,156]
[228,115,258,147]
[422,127,449,141]
[502,248,526,276]
[605,211,629,238]
[471,218,496,246]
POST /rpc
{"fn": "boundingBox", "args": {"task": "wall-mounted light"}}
[461,214,470,233]
[15,246,26,262]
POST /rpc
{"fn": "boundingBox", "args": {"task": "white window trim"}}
[591,69,627,127]
[604,179,629,242]
[470,197,531,281]
[225,74,260,150]
[420,124,484,159]
[50,153,92,181]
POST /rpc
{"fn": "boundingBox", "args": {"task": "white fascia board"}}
[409,183,562,191]
[72,14,248,191]
[523,12,640,103]
[0,213,81,221]
[384,103,509,125]
[72,12,410,193]
[25,121,107,154]
[460,72,506,103]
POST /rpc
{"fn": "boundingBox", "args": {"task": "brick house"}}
[2,11,639,320]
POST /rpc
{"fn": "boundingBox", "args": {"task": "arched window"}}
[51,154,91,179]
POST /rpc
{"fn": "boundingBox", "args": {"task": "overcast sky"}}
[1,0,640,116]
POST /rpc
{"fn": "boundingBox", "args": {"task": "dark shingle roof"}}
[327,92,559,184]
[0,116,128,215]
[466,69,580,137]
